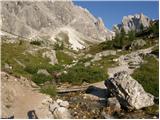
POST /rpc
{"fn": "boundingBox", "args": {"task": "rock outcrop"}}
[113,13,150,33]
[131,39,146,49]
[42,50,58,65]
[49,99,71,119]
[1,1,114,51]
[105,71,154,110]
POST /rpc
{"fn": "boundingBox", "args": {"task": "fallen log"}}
[56,85,89,93]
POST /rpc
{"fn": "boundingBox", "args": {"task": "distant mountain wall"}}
[1,1,114,41]
[113,13,150,33]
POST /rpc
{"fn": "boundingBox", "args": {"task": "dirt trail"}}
[89,46,156,91]
[108,46,155,77]
[1,72,53,119]
[57,46,156,98]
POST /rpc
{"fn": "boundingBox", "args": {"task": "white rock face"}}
[1,1,114,47]
[105,71,154,110]
[52,27,87,51]
[113,13,150,33]
[42,50,58,65]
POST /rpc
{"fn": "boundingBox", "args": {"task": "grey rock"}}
[118,52,143,66]
[107,97,121,113]
[105,71,154,110]
[101,111,115,119]
[131,39,146,49]
[113,13,150,33]
[56,99,69,108]
[53,107,72,119]
[49,102,59,112]
[100,50,116,56]
[84,54,93,59]
[1,1,114,43]
[42,50,58,65]
[59,101,69,108]
[91,50,116,62]
[37,69,50,76]
[56,99,63,104]
[84,62,91,67]
[49,99,71,118]
[4,63,11,70]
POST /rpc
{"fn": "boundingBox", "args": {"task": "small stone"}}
[56,99,63,104]
[53,107,72,119]
[153,116,157,119]
[59,101,69,108]
[42,96,53,105]
[107,97,121,114]
[84,62,90,67]
[49,102,59,112]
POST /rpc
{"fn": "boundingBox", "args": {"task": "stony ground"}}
[1,72,53,119]
[56,91,158,119]
[1,45,159,119]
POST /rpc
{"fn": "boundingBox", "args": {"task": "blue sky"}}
[74,1,159,30]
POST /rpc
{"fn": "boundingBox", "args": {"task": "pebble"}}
[56,99,63,104]
[49,102,59,112]
[59,101,69,108]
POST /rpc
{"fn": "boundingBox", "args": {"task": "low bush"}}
[40,84,57,97]
[24,65,39,74]
[30,41,42,46]
[56,51,73,64]
[46,64,64,73]
[132,56,159,97]
[60,64,108,85]
[32,73,53,85]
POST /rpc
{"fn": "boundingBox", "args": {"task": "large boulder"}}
[131,39,146,49]
[105,71,154,110]
[37,69,50,76]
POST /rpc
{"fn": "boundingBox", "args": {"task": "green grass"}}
[32,73,53,85]
[2,46,50,77]
[143,104,159,116]
[1,42,63,85]
[60,64,108,85]
[87,42,108,55]
[40,84,57,97]
[92,55,118,74]
[56,50,74,64]
[132,55,159,97]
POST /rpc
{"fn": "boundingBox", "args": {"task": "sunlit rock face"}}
[1,1,114,43]
[113,13,150,33]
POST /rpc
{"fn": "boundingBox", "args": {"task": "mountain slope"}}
[1,1,114,51]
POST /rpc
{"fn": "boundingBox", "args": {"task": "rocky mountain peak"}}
[113,13,150,33]
[1,0,114,51]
